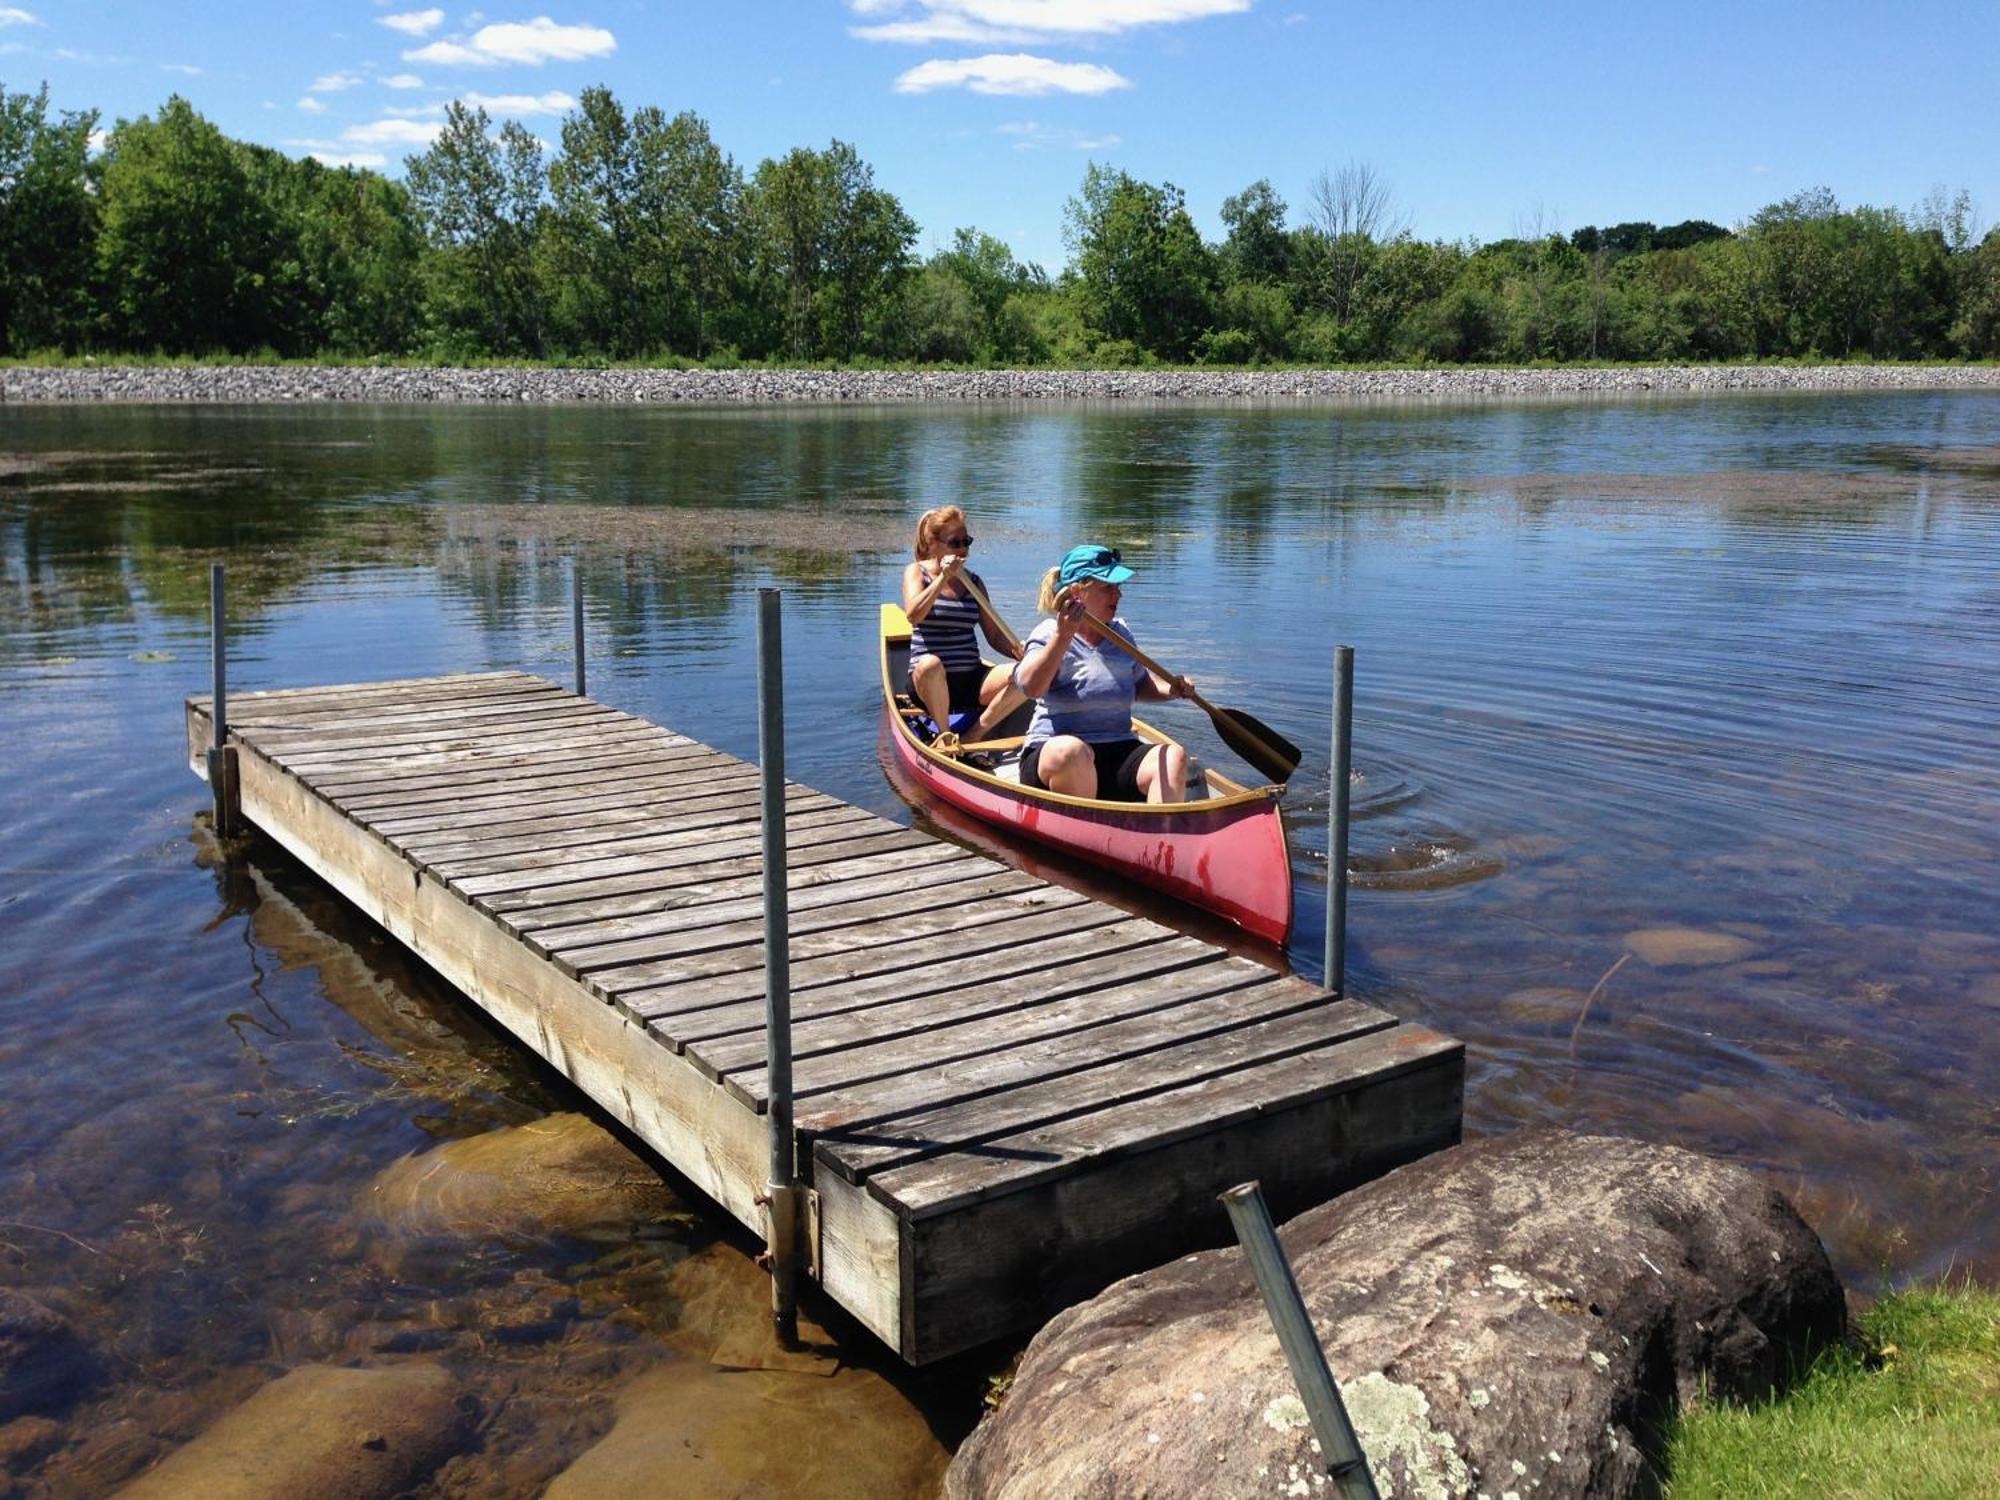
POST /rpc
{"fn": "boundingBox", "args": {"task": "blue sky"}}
[5,2,1996,271]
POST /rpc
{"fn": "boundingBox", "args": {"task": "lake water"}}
[3,393,1997,1493]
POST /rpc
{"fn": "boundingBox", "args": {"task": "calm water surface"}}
[3,394,1997,1493]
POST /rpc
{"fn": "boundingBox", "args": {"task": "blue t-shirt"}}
[1016,616,1149,746]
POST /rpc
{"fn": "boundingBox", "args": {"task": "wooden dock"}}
[187,670,1463,1363]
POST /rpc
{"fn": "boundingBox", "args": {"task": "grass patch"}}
[1665,1279,2000,1499]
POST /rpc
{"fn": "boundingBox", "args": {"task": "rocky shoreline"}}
[5,362,1999,407]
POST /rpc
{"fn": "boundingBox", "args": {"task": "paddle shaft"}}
[1068,605,1202,705]
[1062,599,1302,784]
[946,567,1025,657]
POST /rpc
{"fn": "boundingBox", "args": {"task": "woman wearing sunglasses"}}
[1012,544,1196,804]
[901,505,1026,745]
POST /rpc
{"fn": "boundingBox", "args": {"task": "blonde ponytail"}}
[1036,565,1064,614]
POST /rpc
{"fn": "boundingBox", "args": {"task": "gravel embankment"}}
[4,363,1999,406]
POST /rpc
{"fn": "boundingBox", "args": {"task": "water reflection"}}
[3,392,1999,1492]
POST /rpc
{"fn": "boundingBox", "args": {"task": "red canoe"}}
[879,603,1293,944]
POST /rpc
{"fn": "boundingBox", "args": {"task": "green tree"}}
[1063,163,1215,359]
[822,141,916,358]
[917,228,1044,361]
[546,86,651,355]
[1952,228,2000,357]
[405,103,547,356]
[901,262,981,362]
[636,109,742,357]
[297,162,424,354]
[747,140,913,359]
[1219,179,1290,285]
[747,145,830,358]
[95,95,294,352]
[0,82,99,352]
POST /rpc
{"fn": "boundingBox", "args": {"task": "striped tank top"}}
[910,568,986,671]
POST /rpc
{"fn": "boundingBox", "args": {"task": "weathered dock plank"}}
[189,673,1463,1364]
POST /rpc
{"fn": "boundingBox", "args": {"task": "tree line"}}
[4,83,1998,365]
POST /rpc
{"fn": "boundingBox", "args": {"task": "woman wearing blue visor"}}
[1012,544,1196,803]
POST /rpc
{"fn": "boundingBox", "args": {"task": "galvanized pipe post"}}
[1323,646,1354,995]
[570,558,587,697]
[207,563,240,838]
[756,587,801,1344]
[1220,1181,1378,1500]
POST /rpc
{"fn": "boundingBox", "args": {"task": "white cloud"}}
[852,1,1249,45]
[378,7,445,36]
[406,16,616,67]
[461,89,576,116]
[895,53,1131,95]
[160,62,203,75]
[286,137,392,169]
[0,8,41,27]
[997,120,1121,150]
[383,72,426,88]
[343,116,445,147]
[297,96,327,114]
[310,70,365,92]
[376,88,572,121]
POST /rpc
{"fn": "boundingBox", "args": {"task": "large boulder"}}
[112,1363,467,1499]
[948,1130,1844,1500]
[0,1289,95,1422]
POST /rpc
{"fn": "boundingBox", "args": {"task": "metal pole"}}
[207,563,238,838]
[210,563,228,751]
[756,587,800,1344]
[1323,646,1354,995]
[570,558,586,697]
[1220,1182,1378,1500]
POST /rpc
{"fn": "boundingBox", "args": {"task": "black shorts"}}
[1018,737,1153,802]
[943,665,989,714]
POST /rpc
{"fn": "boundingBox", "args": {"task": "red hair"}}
[913,505,968,559]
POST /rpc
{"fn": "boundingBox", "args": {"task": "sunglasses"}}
[944,533,974,547]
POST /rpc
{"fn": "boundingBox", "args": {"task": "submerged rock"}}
[543,1241,945,1496]
[111,1363,467,1500]
[1497,985,1589,1027]
[362,1111,677,1244]
[0,1289,95,1421]
[1623,925,1758,967]
[0,1414,64,1471]
[544,1355,946,1500]
[947,1130,1844,1500]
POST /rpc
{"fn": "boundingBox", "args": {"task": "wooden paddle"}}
[947,567,1025,658]
[1064,599,1302,785]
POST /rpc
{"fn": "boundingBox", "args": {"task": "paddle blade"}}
[1209,704,1302,784]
